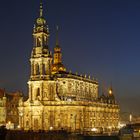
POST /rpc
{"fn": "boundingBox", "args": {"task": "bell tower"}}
[28,0,53,101]
[30,1,52,79]
[52,26,66,74]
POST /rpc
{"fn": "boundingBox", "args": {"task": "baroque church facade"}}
[18,1,119,133]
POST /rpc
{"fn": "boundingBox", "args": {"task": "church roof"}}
[54,71,98,84]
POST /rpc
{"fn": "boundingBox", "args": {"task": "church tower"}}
[28,1,53,101]
[52,26,66,74]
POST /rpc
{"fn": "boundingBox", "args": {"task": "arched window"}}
[26,121,29,127]
[36,88,40,97]
[34,119,38,130]
[37,37,42,47]
[49,85,54,100]
[43,64,46,75]
[36,63,40,75]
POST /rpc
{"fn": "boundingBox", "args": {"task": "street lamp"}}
[50,126,53,130]
[91,127,97,132]
[129,114,132,123]
[6,121,12,129]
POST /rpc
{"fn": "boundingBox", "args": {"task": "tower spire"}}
[56,25,59,46]
[40,0,43,17]
[52,25,66,74]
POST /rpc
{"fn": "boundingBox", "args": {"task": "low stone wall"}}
[5,130,120,140]
[5,130,83,140]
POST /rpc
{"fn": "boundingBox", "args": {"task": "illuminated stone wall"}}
[19,98,119,132]
[0,95,6,125]
[19,74,119,132]
[56,76,98,101]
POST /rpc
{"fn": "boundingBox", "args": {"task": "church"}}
[18,1,119,133]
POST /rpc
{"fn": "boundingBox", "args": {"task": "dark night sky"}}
[0,0,140,115]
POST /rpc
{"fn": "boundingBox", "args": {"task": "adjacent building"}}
[18,1,120,133]
[0,89,6,126]
[0,89,23,128]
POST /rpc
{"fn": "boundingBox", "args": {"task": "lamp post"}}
[129,114,132,124]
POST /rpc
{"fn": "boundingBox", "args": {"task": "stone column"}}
[34,63,37,75]
[45,61,49,75]
[40,83,43,100]
[31,63,33,76]
[29,84,32,100]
